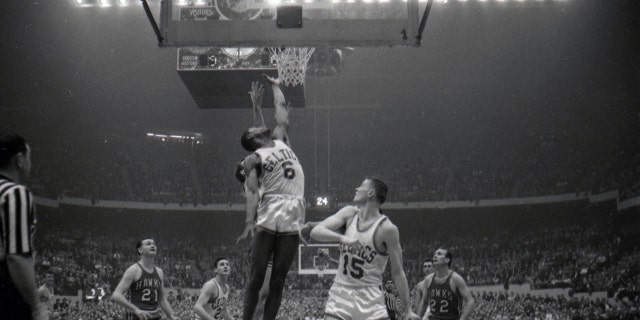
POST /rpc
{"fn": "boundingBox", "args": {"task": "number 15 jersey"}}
[334,213,389,287]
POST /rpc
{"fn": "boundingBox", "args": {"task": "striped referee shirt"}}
[0,174,35,262]
[384,290,401,319]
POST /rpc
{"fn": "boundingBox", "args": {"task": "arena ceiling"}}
[0,0,638,165]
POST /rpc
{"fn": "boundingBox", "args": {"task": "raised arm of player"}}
[237,154,260,243]
[263,74,291,146]
[452,273,475,320]
[193,281,218,320]
[110,265,155,320]
[249,81,266,128]
[380,222,419,320]
[310,206,360,246]
[416,276,433,318]
[157,269,178,320]
[414,279,425,315]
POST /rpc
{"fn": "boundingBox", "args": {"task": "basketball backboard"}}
[156,0,422,47]
[298,243,340,275]
[176,47,307,108]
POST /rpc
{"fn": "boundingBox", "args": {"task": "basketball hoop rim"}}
[268,47,316,87]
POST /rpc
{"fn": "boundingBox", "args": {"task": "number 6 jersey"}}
[254,139,304,198]
[334,213,389,287]
[254,139,306,234]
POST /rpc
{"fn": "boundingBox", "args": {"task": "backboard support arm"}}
[416,0,434,44]
[141,0,164,46]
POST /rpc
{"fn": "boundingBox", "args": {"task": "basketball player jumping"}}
[237,75,306,320]
[417,249,475,320]
[311,177,419,320]
[193,257,233,320]
[111,239,179,320]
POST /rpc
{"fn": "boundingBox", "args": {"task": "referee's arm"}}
[3,186,44,315]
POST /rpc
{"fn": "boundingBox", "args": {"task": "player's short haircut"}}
[214,257,228,268]
[0,130,28,168]
[241,127,271,152]
[136,238,154,255]
[366,176,388,204]
[442,248,453,267]
[423,258,433,265]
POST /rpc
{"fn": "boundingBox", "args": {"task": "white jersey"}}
[198,279,229,320]
[334,213,389,287]
[254,140,304,198]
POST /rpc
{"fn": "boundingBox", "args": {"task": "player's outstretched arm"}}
[157,269,179,320]
[263,74,291,146]
[237,154,260,243]
[193,281,217,320]
[249,81,266,128]
[416,276,432,318]
[453,273,476,320]
[414,280,425,316]
[382,223,419,320]
[310,206,359,246]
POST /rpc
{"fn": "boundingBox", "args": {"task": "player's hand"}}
[263,74,281,86]
[134,309,157,320]
[237,223,256,244]
[249,81,264,108]
[299,222,314,246]
[340,236,362,252]
[134,309,147,320]
[235,160,246,183]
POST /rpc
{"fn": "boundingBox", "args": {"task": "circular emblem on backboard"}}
[214,0,263,20]
[221,47,258,59]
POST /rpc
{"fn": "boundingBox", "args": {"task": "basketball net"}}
[268,47,315,87]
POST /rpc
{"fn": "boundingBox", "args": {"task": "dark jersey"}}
[384,290,399,320]
[427,272,461,320]
[0,175,36,319]
[129,263,162,312]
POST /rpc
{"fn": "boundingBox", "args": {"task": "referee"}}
[384,279,401,320]
[0,131,48,320]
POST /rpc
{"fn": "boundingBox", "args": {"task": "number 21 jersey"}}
[130,263,162,311]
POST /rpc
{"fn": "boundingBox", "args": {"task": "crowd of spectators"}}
[469,291,639,320]
[43,288,639,320]
[33,202,639,319]
[26,133,640,205]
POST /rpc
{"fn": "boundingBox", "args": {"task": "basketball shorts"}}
[126,308,162,320]
[256,194,305,234]
[324,284,389,320]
